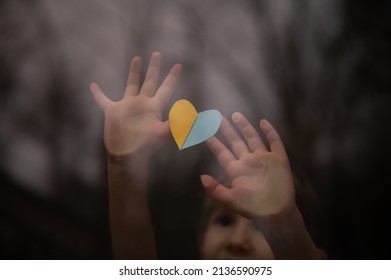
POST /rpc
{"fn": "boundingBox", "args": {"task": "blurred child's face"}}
[200,204,275,260]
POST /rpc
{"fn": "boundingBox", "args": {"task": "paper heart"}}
[169,99,222,150]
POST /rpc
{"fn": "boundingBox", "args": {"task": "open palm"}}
[90,52,182,158]
[201,113,295,220]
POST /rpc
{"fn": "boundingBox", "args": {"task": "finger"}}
[154,63,182,110]
[206,136,236,171]
[200,174,232,205]
[232,112,267,152]
[89,83,112,111]
[124,56,142,97]
[220,116,250,158]
[140,51,161,97]
[259,119,288,159]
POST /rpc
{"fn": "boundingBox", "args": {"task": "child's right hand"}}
[90,52,182,160]
[202,113,322,260]
[201,113,296,222]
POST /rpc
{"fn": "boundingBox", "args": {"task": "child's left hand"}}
[90,52,182,160]
[201,112,296,221]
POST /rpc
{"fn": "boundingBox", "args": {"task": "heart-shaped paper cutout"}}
[169,99,222,150]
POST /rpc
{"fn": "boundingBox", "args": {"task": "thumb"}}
[89,83,112,111]
[200,174,231,205]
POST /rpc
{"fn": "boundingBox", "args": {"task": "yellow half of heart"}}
[168,99,197,149]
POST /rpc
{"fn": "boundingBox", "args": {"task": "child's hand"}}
[201,112,296,221]
[90,52,182,159]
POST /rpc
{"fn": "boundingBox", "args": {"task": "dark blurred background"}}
[1,0,390,259]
